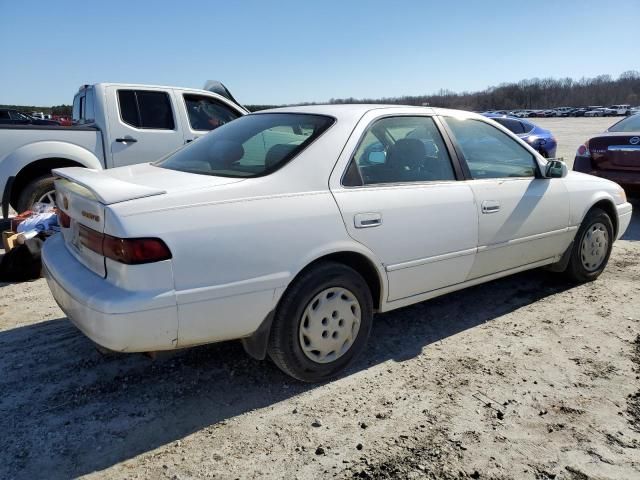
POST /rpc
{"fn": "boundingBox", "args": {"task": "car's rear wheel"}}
[16,174,56,213]
[564,208,613,282]
[267,262,373,382]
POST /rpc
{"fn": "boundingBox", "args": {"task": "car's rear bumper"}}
[42,234,179,352]
[617,202,633,240]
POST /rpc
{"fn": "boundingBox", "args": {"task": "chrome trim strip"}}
[386,247,477,272]
[386,227,574,272]
[607,145,640,152]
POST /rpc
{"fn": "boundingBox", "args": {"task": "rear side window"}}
[0,111,9,119]
[117,90,175,130]
[156,113,334,178]
[184,94,240,131]
[72,94,84,124]
[445,117,537,179]
[493,117,525,134]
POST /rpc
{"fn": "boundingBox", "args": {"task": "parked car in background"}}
[0,82,247,216]
[42,105,631,382]
[483,113,558,157]
[610,105,632,116]
[570,108,589,117]
[585,108,608,117]
[0,109,60,126]
[574,113,640,196]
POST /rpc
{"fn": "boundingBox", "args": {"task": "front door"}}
[442,116,571,278]
[106,86,185,168]
[331,115,478,302]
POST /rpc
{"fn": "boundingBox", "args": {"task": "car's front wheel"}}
[565,207,613,282]
[268,262,373,382]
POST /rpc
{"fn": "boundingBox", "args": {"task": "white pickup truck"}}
[0,82,247,216]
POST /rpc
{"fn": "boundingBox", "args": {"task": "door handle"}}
[115,136,137,143]
[481,200,501,214]
[354,212,382,228]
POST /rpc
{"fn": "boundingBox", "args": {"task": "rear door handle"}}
[481,200,501,214]
[354,212,382,228]
[115,136,137,143]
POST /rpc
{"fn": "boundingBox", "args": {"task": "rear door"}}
[330,113,478,302]
[105,86,185,168]
[442,116,571,278]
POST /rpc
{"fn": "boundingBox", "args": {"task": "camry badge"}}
[630,136,640,145]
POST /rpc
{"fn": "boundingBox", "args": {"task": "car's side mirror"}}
[368,151,386,164]
[544,159,568,178]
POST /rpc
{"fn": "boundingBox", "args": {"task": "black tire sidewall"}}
[268,263,373,382]
[569,209,614,282]
[17,175,55,213]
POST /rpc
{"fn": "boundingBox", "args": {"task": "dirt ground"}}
[1,118,639,480]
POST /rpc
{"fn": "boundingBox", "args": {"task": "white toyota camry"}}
[42,105,632,381]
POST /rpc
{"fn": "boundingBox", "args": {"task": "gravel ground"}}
[0,118,639,480]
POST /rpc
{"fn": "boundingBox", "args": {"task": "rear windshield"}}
[608,114,640,133]
[156,113,335,177]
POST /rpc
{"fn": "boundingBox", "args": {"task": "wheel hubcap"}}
[37,190,57,205]
[580,222,608,272]
[298,287,361,364]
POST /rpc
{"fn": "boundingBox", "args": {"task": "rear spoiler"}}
[52,167,166,205]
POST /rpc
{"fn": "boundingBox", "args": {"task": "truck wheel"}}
[564,208,613,283]
[16,175,56,213]
[267,262,373,382]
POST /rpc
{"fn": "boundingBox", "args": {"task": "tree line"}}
[248,71,640,112]
[5,72,639,115]
[0,104,72,116]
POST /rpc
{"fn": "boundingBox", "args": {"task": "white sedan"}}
[42,105,633,381]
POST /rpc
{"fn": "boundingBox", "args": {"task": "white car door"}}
[442,116,571,279]
[105,86,185,168]
[331,114,478,302]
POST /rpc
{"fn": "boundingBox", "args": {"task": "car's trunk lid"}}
[590,133,640,171]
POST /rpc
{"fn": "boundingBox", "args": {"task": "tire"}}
[267,261,373,382]
[564,208,614,283]
[16,174,56,213]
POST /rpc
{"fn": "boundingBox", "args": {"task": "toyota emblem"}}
[630,136,640,145]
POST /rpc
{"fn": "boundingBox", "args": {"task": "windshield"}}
[609,114,640,133]
[156,113,334,177]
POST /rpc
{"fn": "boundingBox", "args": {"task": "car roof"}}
[253,104,485,122]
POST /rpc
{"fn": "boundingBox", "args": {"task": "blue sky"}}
[1,0,638,106]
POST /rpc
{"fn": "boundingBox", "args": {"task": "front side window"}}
[444,117,537,179]
[117,90,175,130]
[346,116,455,186]
[184,94,240,131]
[156,113,334,177]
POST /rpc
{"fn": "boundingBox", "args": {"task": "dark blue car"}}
[483,114,557,158]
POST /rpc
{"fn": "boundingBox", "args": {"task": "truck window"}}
[183,94,240,131]
[117,90,175,130]
[72,94,85,124]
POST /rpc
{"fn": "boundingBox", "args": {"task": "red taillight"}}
[78,224,171,264]
[58,210,71,228]
[103,236,172,265]
[576,140,590,157]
